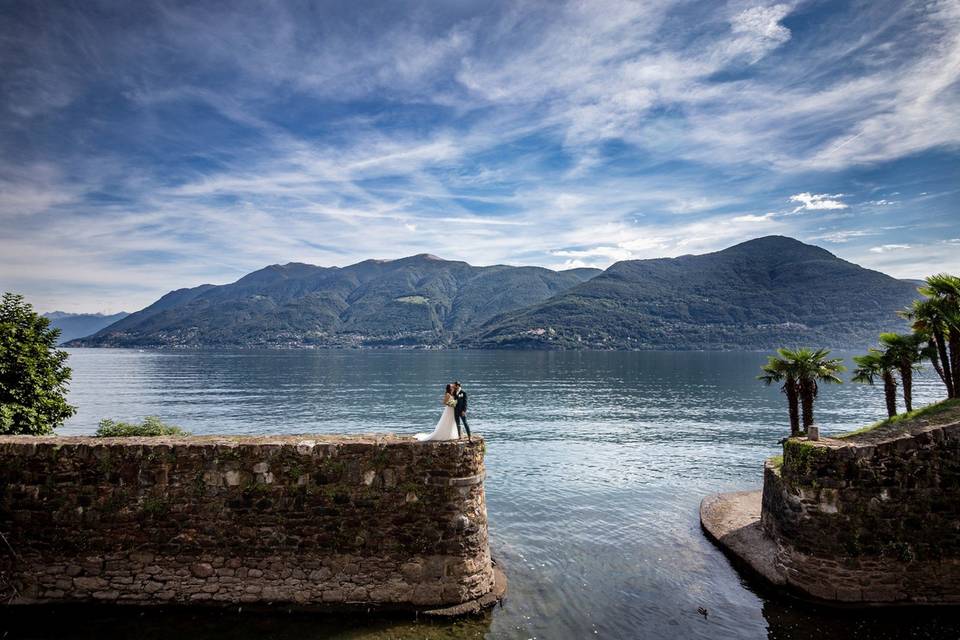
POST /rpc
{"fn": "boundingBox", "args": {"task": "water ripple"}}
[51,348,960,640]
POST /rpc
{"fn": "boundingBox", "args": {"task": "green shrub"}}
[0,292,76,434]
[95,416,189,437]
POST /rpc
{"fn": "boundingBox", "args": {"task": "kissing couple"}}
[415,381,471,442]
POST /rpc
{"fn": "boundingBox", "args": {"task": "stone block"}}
[73,576,108,591]
[321,588,345,602]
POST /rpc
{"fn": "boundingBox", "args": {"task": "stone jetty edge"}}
[701,416,960,606]
[0,434,506,615]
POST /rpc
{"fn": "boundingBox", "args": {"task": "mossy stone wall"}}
[0,435,494,609]
[760,421,960,603]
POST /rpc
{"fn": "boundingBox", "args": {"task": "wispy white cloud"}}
[726,3,793,63]
[869,244,911,253]
[857,239,960,279]
[812,229,876,243]
[789,192,849,212]
[732,212,776,223]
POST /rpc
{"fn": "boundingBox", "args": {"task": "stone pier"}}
[702,408,960,604]
[0,434,505,614]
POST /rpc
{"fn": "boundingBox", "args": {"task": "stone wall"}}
[760,420,960,603]
[0,434,497,610]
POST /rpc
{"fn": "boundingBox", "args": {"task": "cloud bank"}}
[1,0,958,311]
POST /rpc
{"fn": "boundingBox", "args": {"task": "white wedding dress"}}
[415,405,459,441]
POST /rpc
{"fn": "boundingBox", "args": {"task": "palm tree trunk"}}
[928,339,947,392]
[950,331,960,399]
[899,363,913,412]
[799,379,814,434]
[933,329,954,397]
[882,371,898,418]
[785,381,800,437]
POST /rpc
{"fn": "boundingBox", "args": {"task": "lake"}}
[6,348,960,640]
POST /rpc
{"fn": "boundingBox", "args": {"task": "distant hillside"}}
[69,256,601,348]
[469,236,920,350]
[43,311,129,344]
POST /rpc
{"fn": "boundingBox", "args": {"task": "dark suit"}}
[454,389,470,439]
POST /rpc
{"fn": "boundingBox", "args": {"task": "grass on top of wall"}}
[836,398,960,440]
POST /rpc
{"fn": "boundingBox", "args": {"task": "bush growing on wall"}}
[0,292,76,435]
[95,416,189,437]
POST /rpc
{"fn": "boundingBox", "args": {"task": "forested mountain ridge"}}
[468,236,920,350]
[68,237,919,350]
[68,255,601,348]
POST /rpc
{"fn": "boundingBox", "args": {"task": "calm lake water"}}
[6,349,960,640]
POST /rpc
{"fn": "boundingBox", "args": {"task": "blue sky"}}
[2,0,959,313]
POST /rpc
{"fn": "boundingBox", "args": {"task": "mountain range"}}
[471,236,918,349]
[68,256,600,348]
[43,311,130,344]
[68,236,920,350]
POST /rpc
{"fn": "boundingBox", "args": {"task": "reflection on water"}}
[7,349,957,639]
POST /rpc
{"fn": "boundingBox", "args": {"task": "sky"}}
[2,0,959,313]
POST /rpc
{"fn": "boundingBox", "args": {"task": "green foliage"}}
[851,349,893,384]
[879,332,925,365]
[0,292,76,435]
[853,348,900,417]
[95,415,189,437]
[758,346,845,436]
[836,398,960,439]
[782,438,829,476]
[901,273,960,398]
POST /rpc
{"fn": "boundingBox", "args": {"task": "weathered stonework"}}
[704,415,960,605]
[0,435,502,612]
[760,419,960,604]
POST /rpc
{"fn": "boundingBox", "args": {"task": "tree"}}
[759,348,844,436]
[852,349,898,418]
[793,348,845,432]
[0,292,76,434]
[878,332,924,412]
[904,297,952,396]
[903,274,960,399]
[759,354,800,437]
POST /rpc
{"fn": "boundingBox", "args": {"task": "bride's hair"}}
[445,384,453,395]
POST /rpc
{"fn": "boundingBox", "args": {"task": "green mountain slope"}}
[469,236,919,350]
[69,255,600,348]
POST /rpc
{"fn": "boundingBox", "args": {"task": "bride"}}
[415,384,459,441]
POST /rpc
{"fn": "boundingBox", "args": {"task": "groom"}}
[453,381,471,441]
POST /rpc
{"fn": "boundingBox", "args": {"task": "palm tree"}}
[793,348,846,431]
[904,274,960,399]
[759,354,800,436]
[902,295,955,398]
[852,349,898,418]
[878,332,924,412]
[759,348,845,436]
